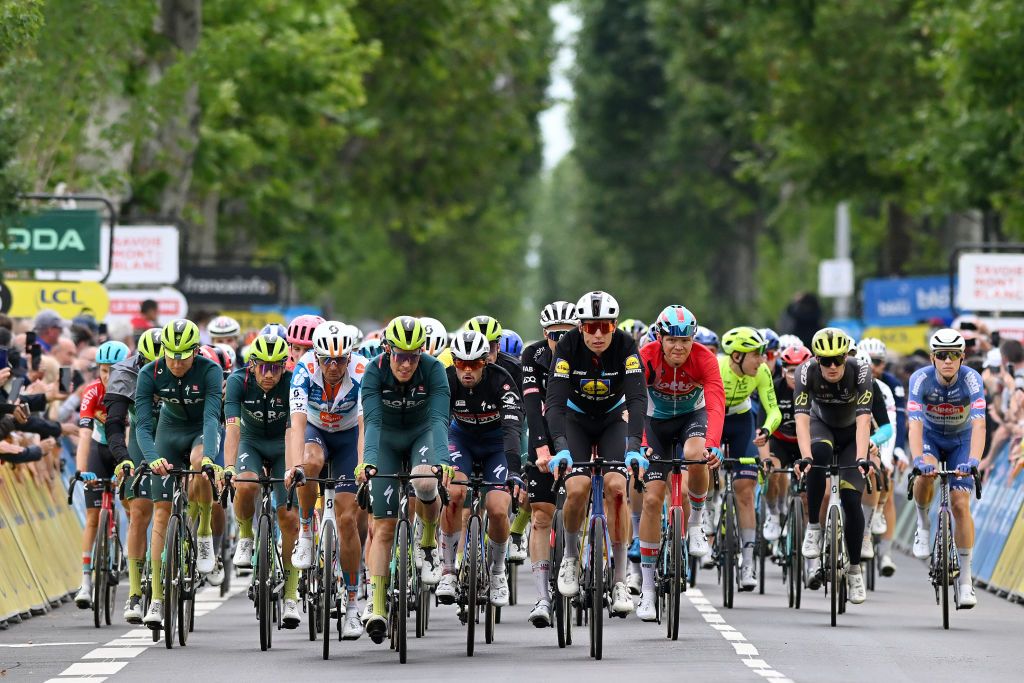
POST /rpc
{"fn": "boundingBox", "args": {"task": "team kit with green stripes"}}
[80,291,984,653]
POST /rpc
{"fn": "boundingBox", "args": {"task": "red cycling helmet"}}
[287,314,326,346]
[197,345,222,367]
[780,345,812,367]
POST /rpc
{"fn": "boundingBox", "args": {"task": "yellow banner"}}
[219,309,285,333]
[6,279,110,320]
[862,325,932,356]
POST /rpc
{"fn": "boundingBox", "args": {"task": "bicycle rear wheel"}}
[397,519,409,664]
[321,523,335,658]
[668,508,683,641]
[466,515,480,657]
[756,493,766,595]
[789,499,803,610]
[723,493,736,609]
[939,509,950,630]
[92,509,109,629]
[106,526,122,627]
[827,509,839,627]
[258,514,272,651]
[589,521,605,661]
[179,528,194,646]
[552,509,570,648]
[163,516,179,649]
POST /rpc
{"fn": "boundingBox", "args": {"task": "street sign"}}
[178,265,283,306]
[958,253,1024,312]
[1,209,102,269]
[819,258,854,297]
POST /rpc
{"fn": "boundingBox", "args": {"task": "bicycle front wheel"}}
[723,493,736,609]
[589,521,605,661]
[789,498,803,610]
[466,515,480,657]
[320,523,335,658]
[939,509,950,630]
[106,523,122,627]
[827,509,839,627]
[92,509,109,629]
[756,493,767,595]
[397,519,410,664]
[669,507,683,641]
[258,514,272,651]
[163,516,180,649]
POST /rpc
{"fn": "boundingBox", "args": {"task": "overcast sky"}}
[539,4,581,170]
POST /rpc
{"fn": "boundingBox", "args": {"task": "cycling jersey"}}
[772,376,796,443]
[225,367,293,440]
[545,328,646,454]
[718,356,781,433]
[879,370,907,448]
[793,358,873,428]
[907,365,986,437]
[521,339,553,452]
[494,350,523,390]
[79,379,109,444]
[289,350,367,432]
[639,340,724,447]
[447,363,523,472]
[134,355,223,463]
[361,352,451,469]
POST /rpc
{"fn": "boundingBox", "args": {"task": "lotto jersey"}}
[290,350,368,432]
[79,379,109,444]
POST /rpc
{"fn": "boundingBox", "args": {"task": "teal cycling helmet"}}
[97,340,130,365]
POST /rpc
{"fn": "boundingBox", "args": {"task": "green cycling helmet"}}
[385,316,426,351]
[811,327,852,357]
[161,319,201,359]
[249,334,288,363]
[721,326,767,355]
[137,328,162,362]
[465,315,503,343]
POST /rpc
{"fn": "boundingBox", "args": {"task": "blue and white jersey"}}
[907,365,986,437]
[289,350,368,432]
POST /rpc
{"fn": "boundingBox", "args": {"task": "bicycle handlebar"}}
[67,462,135,504]
[906,466,982,500]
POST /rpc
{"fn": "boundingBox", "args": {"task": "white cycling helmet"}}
[208,315,241,338]
[540,300,578,328]
[420,317,449,356]
[855,348,874,367]
[312,320,356,358]
[450,330,490,361]
[930,328,965,353]
[778,334,804,351]
[857,337,887,360]
[575,291,619,321]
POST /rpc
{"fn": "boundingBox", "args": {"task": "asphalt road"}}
[2,551,1020,683]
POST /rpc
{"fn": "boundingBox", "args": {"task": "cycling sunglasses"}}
[545,329,569,342]
[318,354,350,368]
[253,361,285,375]
[933,350,963,361]
[817,354,846,368]
[580,320,615,335]
[454,358,487,371]
[393,349,422,365]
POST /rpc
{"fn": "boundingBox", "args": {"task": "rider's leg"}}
[441,472,467,574]
[639,479,666,596]
[485,488,512,573]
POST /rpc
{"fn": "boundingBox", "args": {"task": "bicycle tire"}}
[828,509,839,627]
[866,553,876,592]
[509,559,518,606]
[589,520,604,661]
[792,499,803,610]
[163,515,179,649]
[106,527,122,626]
[940,509,950,630]
[258,514,272,651]
[485,578,496,644]
[397,518,409,664]
[92,509,108,629]
[669,507,682,641]
[466,515,480,657]
[756,493,766,595]
[220,513,233,598]
[179,530,194,645]
[723,493,736,609]
[321,523,335,658]
[552,509,567,648]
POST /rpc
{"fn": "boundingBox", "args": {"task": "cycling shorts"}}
[85,442,117,508]
[721,411,759,480]
[564,408,628,480]
[150,419,211,502]
[449,423,509,495]
[921,428,975,492]
[769,437,801,468]
[304,424,358,494]
[525,463,562,505]
[809,418,863,492]
[237,437,288,506]
[644,410,707,483]
[125,423,150,502]
[368,423,444,519]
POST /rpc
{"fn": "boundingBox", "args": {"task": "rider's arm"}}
[75,383,97,472]
[696,344,725,449]
[793,361,812,461]
[223,373,243,468]
[359,361,383,468]
[869,383,893,446]
[103,392,131,463]
[544,342,572,453]
[520,348,549,450]
[906,368,926,460]
[286,365,311,469]
[623,346,646,453]
[200,362,223,461]
[496,369,524,474]
[854,360,874,459]
[426,357,453,466]
[755,363,782,433]
[967,368,988,462]
[133,364,159,463]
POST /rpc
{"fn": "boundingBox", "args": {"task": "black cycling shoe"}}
[365,613,387,644]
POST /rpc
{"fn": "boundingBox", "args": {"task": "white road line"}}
[0,642,98,648]
[684,588,794,683]
[83,646,147,658]
[62,661,128,676]
[45,678,107,683]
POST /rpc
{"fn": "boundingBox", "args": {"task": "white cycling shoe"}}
[435,573,459,604]
[958,583,977,609]
[913,528,931,559]
[637,593,657,622]
[233,538,254,568]
[490,572,510,607]
[281,599,301,629]
[689,530,711,559]
[763,513,782,542]
[421,548,442,586]
[610,581,634,616]
[847,571,866,604]
[342,610,364,639]
[871,511,888,535]
[860,534,875,559]
[626,573,642,596]
[529,600,551,628]
[557,557,580,596]
[292,533,314,570]
[802,527,823,559]
[197,535,216,574]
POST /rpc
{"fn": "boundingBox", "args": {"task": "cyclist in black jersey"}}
[466,314,523,390]
[436,330,524,607]
[793,327,874,605]
[520,300,577,626]
[544,291,647,617]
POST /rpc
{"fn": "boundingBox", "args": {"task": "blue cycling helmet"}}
[358,338,384,360]
[97,340,130,365]
[654,305,698,338]
[645,325,658,343]
[694,326,719,348]
[760,328,780,352]
[500,330,524,357]
[261,323,288,338]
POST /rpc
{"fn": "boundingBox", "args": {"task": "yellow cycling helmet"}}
[811,327,852,357]
[137,327,162,363]
[465,315,503,343]
[721,326,767,355]
[385,316,427,351]
[248,334,288,363]
[161,319,201,359]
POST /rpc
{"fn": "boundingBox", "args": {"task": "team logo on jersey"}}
[972,398,986,410]
[554,360,570,375]
[927,403,965,418]
[581,379,611,396]
[625,355,640,371]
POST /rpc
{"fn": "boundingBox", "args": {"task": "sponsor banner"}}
[178,265,283,305]
[106,287,188,328]
[862,275,954,326]
[1,209,103,270]
[2,280,109,320]
[37,225,180,285]
[978,316,1024,342]
[861,324,932,356]
[218,309,285,334]
[957,252,1024,312]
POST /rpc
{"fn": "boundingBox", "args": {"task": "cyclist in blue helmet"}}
[261,323,288,339]
[500,329,524,357]
[358,338,384,360]
[694,326,719,353]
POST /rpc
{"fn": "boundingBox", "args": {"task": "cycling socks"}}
[862,503,875,531]
[511,507,530,536]
[421,518,438,548]
[916,504,931,532]
[152,554,163,600]
[82,552,92,580]
[564,532,580,560]
[689,493,706,525]
[612,542,626,583]
[959,549,973,584]
[532,560,550,598]
[740,529,756,565]
[441,531,459,572]
[283,557,299,601]
[371,576,387,615]
[639,541,658,593]
[488,539,508,575]
[239,515,253,540]
[197,501,212,536]
[631,512,641,538]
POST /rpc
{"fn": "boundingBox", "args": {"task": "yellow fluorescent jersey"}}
[437,347,454,368]
[718,355,782,433]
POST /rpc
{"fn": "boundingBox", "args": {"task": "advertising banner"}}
[2,280,109,319]
[862,275,953,326]
[957,253,1024,312]
[178,265,283,306]
[1,209,102,270]
[106,287,188,328]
